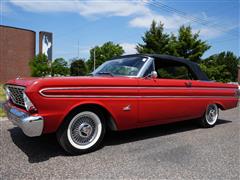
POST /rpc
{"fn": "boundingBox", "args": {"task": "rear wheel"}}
[199,104,219,128]
[57,109,106,155]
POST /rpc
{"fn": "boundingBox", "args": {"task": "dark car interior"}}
[144,57,198,80]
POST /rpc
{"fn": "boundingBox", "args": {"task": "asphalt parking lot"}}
[0,107,239,179]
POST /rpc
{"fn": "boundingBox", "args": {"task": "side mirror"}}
[150,71,158,79]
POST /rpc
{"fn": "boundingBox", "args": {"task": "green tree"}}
[201,51,239,82]
[29,54,50,77]
[173,26,211,62]
[51,58,70,76]
[70,59,87,76]
[200,63,229,82]
[136,21,170,54]
[87,41,124,72]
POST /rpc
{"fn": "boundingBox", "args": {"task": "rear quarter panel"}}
[190,80,238,110]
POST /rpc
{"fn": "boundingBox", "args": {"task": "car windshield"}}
[92,57,148,77]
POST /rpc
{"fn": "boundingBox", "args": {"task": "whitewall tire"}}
[57,108,106,155]
[199,104,219,128]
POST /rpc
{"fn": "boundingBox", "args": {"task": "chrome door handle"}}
[185,82,192,87]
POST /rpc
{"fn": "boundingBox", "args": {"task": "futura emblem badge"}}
[123,105,131,111]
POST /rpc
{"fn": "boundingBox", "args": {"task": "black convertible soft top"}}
[116,54,209,81]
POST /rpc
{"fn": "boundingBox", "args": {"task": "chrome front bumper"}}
[3,102,43,137]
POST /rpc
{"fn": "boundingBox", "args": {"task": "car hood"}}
[6,77,42,87]
[6,76,138,91]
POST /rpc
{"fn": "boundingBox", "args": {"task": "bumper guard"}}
[3,102,43,137]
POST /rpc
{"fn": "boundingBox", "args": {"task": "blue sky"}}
[1,0,239,61]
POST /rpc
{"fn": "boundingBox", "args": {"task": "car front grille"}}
[6,85,25,108]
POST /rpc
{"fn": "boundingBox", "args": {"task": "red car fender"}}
[60,100,119,130]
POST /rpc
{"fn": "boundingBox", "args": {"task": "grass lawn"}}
[0,108,5,117]
[0,84,6,101]
[0,84,6,117]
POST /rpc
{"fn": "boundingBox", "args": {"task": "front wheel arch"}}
[60,103,118,132]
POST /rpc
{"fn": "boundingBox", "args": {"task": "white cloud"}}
[129,12,192,30]
[194,27,222,39]
[9,0,150,17]
[194,24,238,39]
[120,43,137,55]
[8,0,235,39]
[9,0,77,12]
[78,1,150,17]
[129,11,234,39]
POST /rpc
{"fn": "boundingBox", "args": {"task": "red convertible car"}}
[3,54,239,154]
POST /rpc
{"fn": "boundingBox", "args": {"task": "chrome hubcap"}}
[206,104,218,125]
[70,115,97,145]
[209,110,216,118]
[79,123,93,138]
[67,111,102,150]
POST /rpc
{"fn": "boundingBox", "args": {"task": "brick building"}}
[0,25,35,83]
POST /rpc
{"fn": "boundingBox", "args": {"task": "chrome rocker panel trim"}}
[3,102,43,137]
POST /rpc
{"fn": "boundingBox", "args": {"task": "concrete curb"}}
[0,117,8,121]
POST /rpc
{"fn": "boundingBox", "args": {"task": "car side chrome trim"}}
[39,86,237,98]
[39,86,236,91]
[39,93,236,99]
[39,95,236,98]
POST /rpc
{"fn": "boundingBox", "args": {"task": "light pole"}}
[77,40,79,58]
[93,48,96,70]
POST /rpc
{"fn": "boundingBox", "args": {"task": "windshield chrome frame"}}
[92,56,153,78]
[136,57,154,77]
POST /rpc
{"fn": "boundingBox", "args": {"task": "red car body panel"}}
[6,76,238,134]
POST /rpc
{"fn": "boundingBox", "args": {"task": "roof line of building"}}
[0,25,35,33]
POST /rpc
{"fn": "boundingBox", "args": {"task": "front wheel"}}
[57,109,106,155]
[199,104,219,128]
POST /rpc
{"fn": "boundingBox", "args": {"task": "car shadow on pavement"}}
[103,119,232,146]
[8,119,231,163]
[8,128,65,163]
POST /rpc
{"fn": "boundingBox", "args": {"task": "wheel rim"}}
[67,111,102,150]
[205,104,219,125]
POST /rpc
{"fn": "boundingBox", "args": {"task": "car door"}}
[138,58,202,124]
